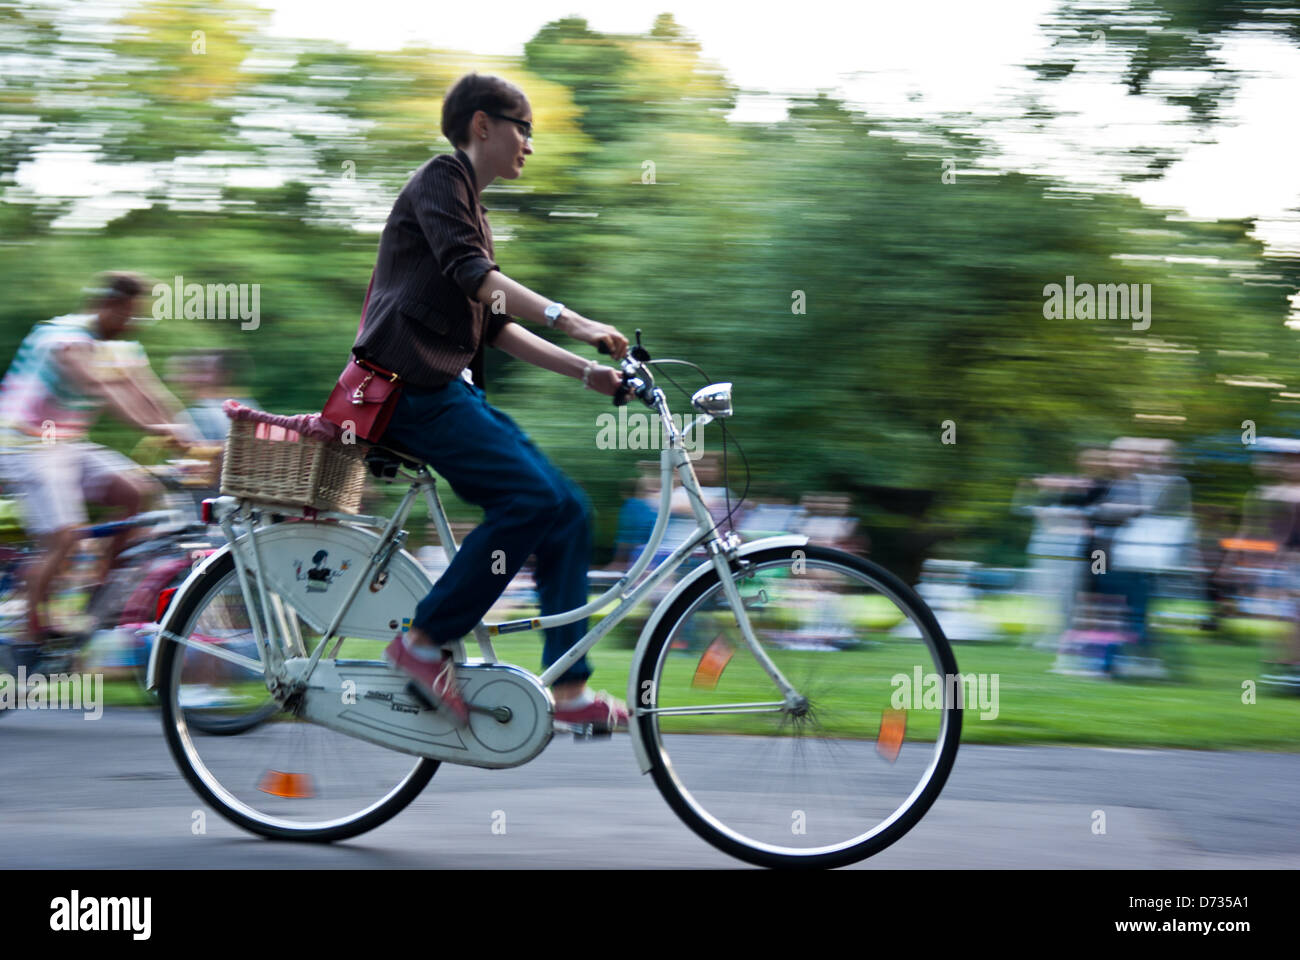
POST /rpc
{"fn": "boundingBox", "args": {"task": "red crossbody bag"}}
[322,272,402,442]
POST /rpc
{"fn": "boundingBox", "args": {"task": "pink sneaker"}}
[554,690,630,731]
[384,636,470,728]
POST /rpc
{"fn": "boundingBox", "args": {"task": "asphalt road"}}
[1,708,1298,869]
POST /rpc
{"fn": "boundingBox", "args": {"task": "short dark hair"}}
[441,73,526,148]
[86,271,145,306]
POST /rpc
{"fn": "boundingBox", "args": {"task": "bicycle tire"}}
[636,543,962,869]
[157,549,438,842]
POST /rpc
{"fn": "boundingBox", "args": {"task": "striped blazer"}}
[353,148,509,390]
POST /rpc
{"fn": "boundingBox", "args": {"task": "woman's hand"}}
[562,313,628,360]
[584,364,625,398]
[149,422,201,450]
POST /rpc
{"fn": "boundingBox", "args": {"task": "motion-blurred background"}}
[3,0,1300,747]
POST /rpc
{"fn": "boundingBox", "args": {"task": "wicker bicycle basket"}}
[220,416,366,514]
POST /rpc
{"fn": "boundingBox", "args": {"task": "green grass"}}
[919,639,1299,750]
[434,606,1300,750]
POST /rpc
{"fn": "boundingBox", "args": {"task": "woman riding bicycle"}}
[352,73,631,729]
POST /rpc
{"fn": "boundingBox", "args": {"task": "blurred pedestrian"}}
[607,461,661,570]
[1012,445,1110,648]
[1088,437,1195,675]
[1220,438,1300,673]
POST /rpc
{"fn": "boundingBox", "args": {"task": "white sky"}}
[260,0,1300,255]
[13,0,1300,261]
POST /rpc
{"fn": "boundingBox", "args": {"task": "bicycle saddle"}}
[364,441,426,480]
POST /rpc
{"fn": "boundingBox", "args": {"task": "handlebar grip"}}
[595,340,624,403]
[597,338,634,404]
[612,375,631,406]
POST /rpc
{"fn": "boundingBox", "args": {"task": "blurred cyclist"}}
[0,272,198,645]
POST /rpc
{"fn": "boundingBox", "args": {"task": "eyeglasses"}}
[486,112,533,141]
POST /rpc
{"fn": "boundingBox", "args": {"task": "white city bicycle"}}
[150,335,962,869]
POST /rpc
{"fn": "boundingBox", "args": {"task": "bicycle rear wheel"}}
[636,544,961,868]
[156,550,437,842]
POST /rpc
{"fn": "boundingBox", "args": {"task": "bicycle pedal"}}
[563,722,614,741]
[404,680,436,711]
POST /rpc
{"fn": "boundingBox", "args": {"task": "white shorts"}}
[0,436,143,536]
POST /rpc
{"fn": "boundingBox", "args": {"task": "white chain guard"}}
[291,657,554,769]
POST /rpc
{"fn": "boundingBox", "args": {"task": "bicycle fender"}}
[626,534,809,775]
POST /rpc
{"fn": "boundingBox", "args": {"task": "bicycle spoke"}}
[169,633,264,674]
[641,701,787,716]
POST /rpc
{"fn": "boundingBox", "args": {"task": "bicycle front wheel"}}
[156,550,437,842]
[637,544,961,868]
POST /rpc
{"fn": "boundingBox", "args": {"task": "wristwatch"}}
[544,302,565,328]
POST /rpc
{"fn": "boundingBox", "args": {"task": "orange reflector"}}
[876,709,906,763]
[1220,538,1277,553]
[691,633,735,689]
[258,770,315,799]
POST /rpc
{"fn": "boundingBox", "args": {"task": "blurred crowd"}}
[415,452,867,623]
[1002,435,1300,682]
[410,438,1300,686]
[604,454,866,572]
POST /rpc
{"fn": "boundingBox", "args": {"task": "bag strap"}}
[356,270,375,340]
[350,270,399,382]
[352,356,400,383]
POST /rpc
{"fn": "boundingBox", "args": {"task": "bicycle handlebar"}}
[145,456,220,491]
[597,332,656,408]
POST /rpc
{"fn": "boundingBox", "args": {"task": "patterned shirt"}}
[0,314,145,441]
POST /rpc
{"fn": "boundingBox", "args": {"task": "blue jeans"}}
[380,378,594,685]
[1090,568,1153,667]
